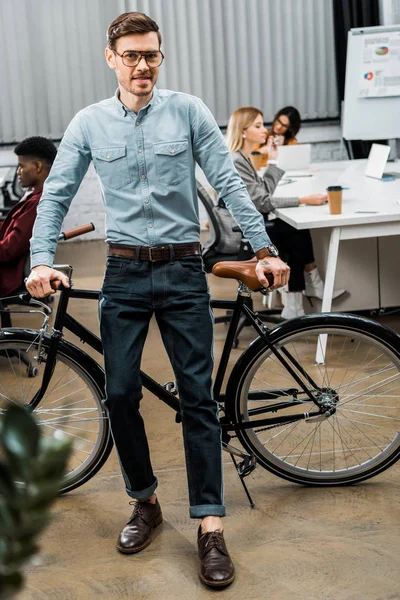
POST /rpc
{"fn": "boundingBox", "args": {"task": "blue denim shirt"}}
[31,88,270,267]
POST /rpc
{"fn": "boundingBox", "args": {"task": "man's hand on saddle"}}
[255,257,290,291]
[26,265,70,299]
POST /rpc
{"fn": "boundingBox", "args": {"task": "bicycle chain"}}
[230,418,300,438]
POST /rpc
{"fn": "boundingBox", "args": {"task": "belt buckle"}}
[148,246,163,262]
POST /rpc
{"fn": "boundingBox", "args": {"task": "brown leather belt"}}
[107,242,201,262]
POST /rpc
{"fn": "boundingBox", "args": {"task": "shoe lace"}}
[128,500,143,520]
[204,530,223,550]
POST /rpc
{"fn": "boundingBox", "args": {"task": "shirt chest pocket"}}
[92,146,131,190]
[153,140,189,186]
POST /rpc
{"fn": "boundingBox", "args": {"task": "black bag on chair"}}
[211,198,243,255]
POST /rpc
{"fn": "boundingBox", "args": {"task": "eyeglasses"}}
[114,50,164,68]
[274,117,290,130]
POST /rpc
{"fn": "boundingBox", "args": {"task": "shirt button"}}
[148,223,153,228]
[136,121,140,126]
[170,149,175,153]
[106,154,110,158]
[145,199,150,204]
[142,175,146,180]
[138,147,142,153]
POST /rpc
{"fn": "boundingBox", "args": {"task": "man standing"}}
[26,12,289,587]
[0,137,57,296]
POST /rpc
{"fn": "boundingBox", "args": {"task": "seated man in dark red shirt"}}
[0,137,57,296]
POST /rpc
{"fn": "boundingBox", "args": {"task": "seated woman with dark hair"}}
[226,107,345,319]
[253,105,301,168]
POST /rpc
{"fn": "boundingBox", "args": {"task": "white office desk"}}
[272,159,400,313]
[273,159,400,362]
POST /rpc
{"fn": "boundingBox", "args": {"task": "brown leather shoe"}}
[197,527,235,587]
[117,499,163,554]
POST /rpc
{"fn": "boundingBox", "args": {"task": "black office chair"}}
[196,180,282,345]
[0,166,23,220]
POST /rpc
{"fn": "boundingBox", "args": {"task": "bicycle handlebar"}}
[58,222,95,241]
[22,224,91,298]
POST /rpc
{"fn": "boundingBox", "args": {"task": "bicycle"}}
[1,225,400,506]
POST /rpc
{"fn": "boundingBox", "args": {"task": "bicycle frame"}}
[34,282,324,433]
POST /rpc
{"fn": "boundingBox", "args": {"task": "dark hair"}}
[107,12,161,50]
[274,106,301,142]
[14,136,57,167]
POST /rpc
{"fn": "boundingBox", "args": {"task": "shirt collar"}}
[113,86,159,117]
[21,187,42,202]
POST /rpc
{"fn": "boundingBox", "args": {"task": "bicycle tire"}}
[0,328,113,493]
[227,313,400,485]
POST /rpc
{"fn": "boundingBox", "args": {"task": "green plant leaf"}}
[34,437,72,481]
[1,406,39,461]
[0,538,10,562]
[5,539,39,570]
[0,571,24,600]
[14,512,50,539]
[0,499,19,536]
[25,480,62,511]
[0,402,74,596]
[0,465,16,502]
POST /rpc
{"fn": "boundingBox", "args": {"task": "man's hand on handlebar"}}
[26,265,70,298]
[25,223,94,298]
[255,257,290,291]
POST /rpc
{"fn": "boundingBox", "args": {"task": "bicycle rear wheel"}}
[231,314,400,485]
[0,330,112,493]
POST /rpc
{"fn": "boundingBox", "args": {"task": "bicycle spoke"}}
[237,323,400,481]
[0,339,108,491]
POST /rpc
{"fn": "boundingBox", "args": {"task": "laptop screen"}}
[277,144,312,171]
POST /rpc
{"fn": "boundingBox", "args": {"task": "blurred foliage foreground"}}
[0,404,72,599]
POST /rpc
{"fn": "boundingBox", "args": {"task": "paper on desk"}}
[284,171,315,178]
[336,163,363,186]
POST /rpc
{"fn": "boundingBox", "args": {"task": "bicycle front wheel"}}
[231,314,400,485]
[0,329,112,493]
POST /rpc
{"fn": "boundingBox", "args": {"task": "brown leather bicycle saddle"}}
[212,258,263,291]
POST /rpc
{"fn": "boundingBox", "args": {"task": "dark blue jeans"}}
[99,254,225,518]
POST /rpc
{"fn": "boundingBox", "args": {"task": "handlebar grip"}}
[266,273,274,288]
[19,291,32,303]
[24,277,71,296]
[59,222,95,241]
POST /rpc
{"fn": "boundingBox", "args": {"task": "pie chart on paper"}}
[375,46,389,55]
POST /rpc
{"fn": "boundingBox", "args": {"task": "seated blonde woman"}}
[253,105,300,168]
[226,106,345,319]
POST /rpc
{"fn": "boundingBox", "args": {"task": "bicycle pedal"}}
[164,381,178,395]
[237,455,257,477]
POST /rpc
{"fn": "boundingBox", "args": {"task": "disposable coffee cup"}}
[250,151,263,171]
[327,185,343,215]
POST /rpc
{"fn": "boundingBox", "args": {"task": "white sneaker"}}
[281,292,305,320]
[304,268,346,301]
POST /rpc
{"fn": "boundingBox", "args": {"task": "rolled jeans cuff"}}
[190,504,226,519]
[126,477,158,500]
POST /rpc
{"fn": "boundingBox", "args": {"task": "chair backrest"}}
[0,166,22,210]
[196,179,252,272]
[196,179,220,254]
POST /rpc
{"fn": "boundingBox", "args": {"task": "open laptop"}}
[364,143,391,180]
[277,144,312,171]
